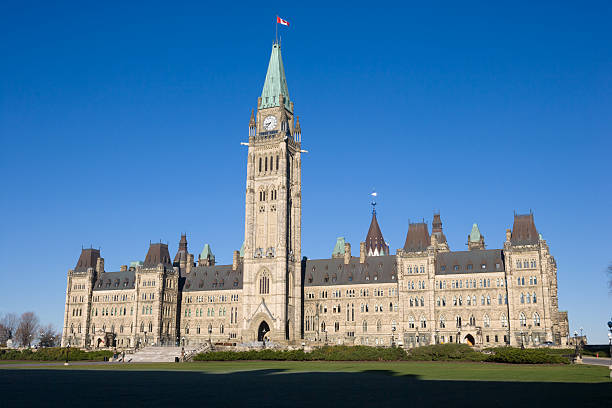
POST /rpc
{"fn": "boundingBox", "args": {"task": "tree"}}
[38,324,59,347]
[15,312,39,347]
[0,313,18,344]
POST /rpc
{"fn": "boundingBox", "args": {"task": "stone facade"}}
[61,42,569,349]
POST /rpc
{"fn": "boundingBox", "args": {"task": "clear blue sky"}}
[1,1,610,342]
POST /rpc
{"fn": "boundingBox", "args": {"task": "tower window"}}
[259,157,262,172]
[259,275,270,294]
[265,157,268,172]
[276,155,279,170]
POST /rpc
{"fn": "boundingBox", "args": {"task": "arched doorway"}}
[258,321,270,342]
[464,334,475,346]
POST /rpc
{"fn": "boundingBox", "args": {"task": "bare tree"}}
[0,313,18,344]
[38,324,59,347]
[15,312,39,347]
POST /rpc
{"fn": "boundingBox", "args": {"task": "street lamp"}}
[64,343,71,366]
[606,319,612,379]
[520,330,525,349]
[208,325,212,342]
[392,327,397,347]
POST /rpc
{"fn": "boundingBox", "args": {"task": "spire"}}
[260,43,292,112]
[249,109,255,127]
[332,237,346,258]
[431,212,447,244]
[467,223,485,250]
[173,234,189,266]
[199,244,215,266]
[365,212,389,256]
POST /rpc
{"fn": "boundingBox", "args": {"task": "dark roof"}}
[74,248,100,272]
[365,212,389,255]
[181,264,243,292]
[403,222,430,252]
[303,256,397,287]
[435,249,504,275]
[511,214,539,245]
[173,234,188,266]
[93,270,136,291]
[431,213,447,243]
[144,243,173,268]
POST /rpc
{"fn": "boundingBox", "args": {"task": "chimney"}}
[120,265,127,272]
[96,257,104,274]
[186,254,194,274]
[360,242,366,264]
[232,250,240,270]
[344,243,351,265]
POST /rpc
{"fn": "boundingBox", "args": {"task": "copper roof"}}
[403,222,430,252]
[74,248,100,272]
[144,243,172,268]
[511,214,539,245]
[365,211,389,256]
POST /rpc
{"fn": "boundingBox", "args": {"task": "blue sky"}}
[1,1,611,342]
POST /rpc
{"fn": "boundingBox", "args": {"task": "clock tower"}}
[241,42,303,342]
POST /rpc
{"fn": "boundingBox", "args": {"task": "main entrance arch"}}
[258,321,270,342]
[464,334,475,346]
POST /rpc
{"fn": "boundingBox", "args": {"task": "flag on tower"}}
[277,16,290,26]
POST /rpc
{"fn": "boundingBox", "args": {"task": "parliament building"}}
[61,42,569,350]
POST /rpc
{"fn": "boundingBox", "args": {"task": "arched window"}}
[220,323,224,334]
[376,320,382,332]
[185,325,190,334]
[258,157,262,172]
[533,292,537,303]
[408,315,415,329]
[469,315,475,326]
[259,273,270,294]
[483,314,490,328]
[519,312,527,327]
[439,315,446,328]
[533,312,540,327]
[456,316,462,328]
[480,295,485,305]
[520,293,524,304]
[196,325,201,334]
[362,321,368,333]
[420,316,427,329]
[486,295,491,305]
[500,314,508,327]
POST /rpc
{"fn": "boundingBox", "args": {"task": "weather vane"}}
[370,190,378,214]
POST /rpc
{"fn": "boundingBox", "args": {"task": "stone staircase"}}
[127,346,195,363]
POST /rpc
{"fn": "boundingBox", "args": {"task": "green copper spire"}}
[469,223,482,243]
[332,237,346,257]
[260,43,292,112]
[200,244,214,261]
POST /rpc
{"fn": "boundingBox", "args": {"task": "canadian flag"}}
[277,16,289,26]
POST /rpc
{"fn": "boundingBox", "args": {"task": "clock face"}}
[263,115,277,131]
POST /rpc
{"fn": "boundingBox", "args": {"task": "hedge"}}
[193,345,570,364]
[485,347,569,364]
[0,347,113,361]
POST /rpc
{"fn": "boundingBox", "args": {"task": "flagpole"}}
[275,15,278,44]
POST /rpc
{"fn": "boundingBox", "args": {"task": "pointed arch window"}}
[500,314,508,327]
[439,315,446,328]
[376,320,382,332]
[408,315,415,329]
[533,312,540,327]
[519,312,527,327]
[483,314,490,328]
[362,321,368,333]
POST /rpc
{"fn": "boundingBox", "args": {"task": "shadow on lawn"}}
[0,368,609,407]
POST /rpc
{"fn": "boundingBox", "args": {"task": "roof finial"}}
[370,190,378,214]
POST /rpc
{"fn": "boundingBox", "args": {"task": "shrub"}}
[194,346,407,361]
[485,347,569,364]
[0,347,113,361]
[406,343,486,362]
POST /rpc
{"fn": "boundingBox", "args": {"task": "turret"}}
[467,223,485,250]
[365,210,389,256]
[249,109,256,137]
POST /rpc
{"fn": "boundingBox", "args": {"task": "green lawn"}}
[0,361,609,407]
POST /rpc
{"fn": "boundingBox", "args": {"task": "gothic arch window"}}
[220,323,224,334]
[519,312,527,327]
[420,316,427,329]
[376,320,382,332]
[483,314,490,328]
[259,157,262,172]
[439,315,446,328]
[500,314,508,327]
[408,315,415,329]
[265,156,268,171]
[533,292,537,303]
[456,316,462,328]
[258,269,271,294]
[362,320,368,333]
[533,312,540,327]
[469,315,476,326]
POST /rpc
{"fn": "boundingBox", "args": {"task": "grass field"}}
[1,361,609,407]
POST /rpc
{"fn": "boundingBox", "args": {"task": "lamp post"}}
[606,319,611,379]
[392,326,397,347]
[520,330,525,349]
[64,343,70,366]
[208,325,212,343]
